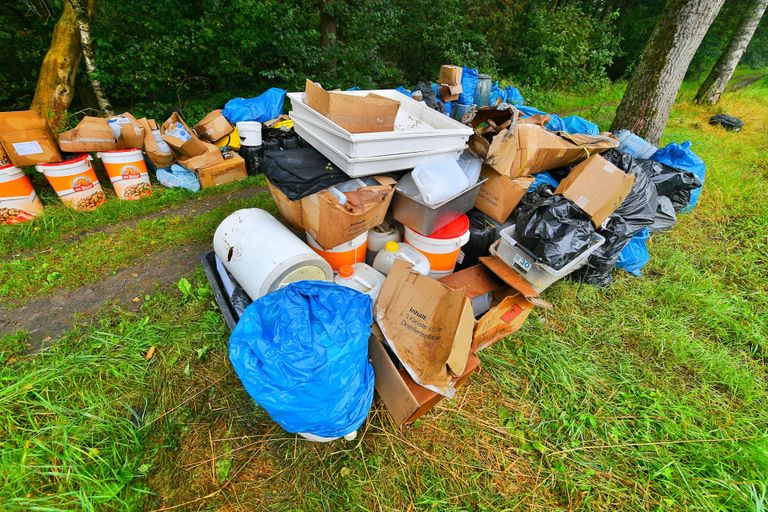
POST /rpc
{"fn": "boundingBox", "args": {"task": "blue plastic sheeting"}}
[505,86,525,105]
[651,141,706,212]
[458,66,478,105]
[490,82,504,106]
[528,171,560,191]
[395,86,411,97]
[560,115,600,135]
[545,113,565,132]
[346,86,361,91]
[222,88,286,124]
[517,105,548,118]
[229,281,374,439]
[616,227,650,276]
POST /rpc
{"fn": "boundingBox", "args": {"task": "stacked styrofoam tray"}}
[287,89,472,158]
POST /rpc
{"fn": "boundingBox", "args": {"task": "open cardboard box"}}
[0,110,61,167]
[438,65,463,85]
[138,118,174,167]
[304,79,400,134]
[57,116,119,153]
[474,165,534,224]
[194,109,234,142]
[161,112,208,158]
[110,112,145,150]
[197,152,247,189]
[178,142,224,172]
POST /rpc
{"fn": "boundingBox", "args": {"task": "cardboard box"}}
[556,154,636,227]
[194,109,233,142]
[375,260,475,396]
[0,110,61,167]
[178,142,224,172]
[474,166,534,223]
[57,116,119,152]
[439,84,463,103]
[110,112,145,150]
[161,112,207,158]
[368,324,480,426]
[196,153,247,189]
[304,80,400,134]
[438,65,463,85]
[0,144,8,166]
[138,118,174,167]
[269,175,396,249]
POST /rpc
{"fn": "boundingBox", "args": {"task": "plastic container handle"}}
[352,275,374,291]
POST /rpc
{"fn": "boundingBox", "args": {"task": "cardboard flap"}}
[473,293,534,352]
[446,299,474,376]
[304,80,400,133]
[438,264,505,299]
[479,256,552,308]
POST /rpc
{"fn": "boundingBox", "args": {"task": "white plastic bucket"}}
[306,231,368,271]
[237,121,262,147]
[404,214,470,278]
[36,154,106,211]
[98,149,152,200]
[0,164,44,223]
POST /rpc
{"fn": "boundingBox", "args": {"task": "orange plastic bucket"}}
[36,154,106,211]
[306,231,368,271]
[404,214,470,278]
[98,149,152,200]
[0,164,44,223]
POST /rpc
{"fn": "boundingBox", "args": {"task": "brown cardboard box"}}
[0,144,8,166]
[196,153,247,189]
[161,112,207,157]
[138,118,174,167]
[375,260,475,396]
[57,116,119,152]
[368,325,480,427]
[269,175,396,249]
[475,166,534,223]
[178,142,224,172]
[0,110,61,167]
[439,84,463,102]
[438,65,463,85]
[556,154,636,227]
[194,109,233,142]
[304,80,400,134]
[109,112,145,150]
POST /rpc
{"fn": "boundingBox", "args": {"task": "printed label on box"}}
[12,141,43,156]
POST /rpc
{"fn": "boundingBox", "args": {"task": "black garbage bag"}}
[239,145,262,175]
[709,114,744,132]
[651,196,678,232]
[455,209,498,271]
[514,185,596,271]
[602,148,701,201]
[571,215,634,287]
[418,82,438,109]
[263,147,348,200]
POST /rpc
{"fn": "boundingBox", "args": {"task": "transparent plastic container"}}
[334,263,386,302]
[457,151,482,185]
[411,157,469,206]
[327,178,366,205]
[372,241,430,276]
[615,130,657,159]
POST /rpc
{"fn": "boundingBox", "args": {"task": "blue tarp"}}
[517,105,548,118]
[222,88,286,124]
[528,171,560,191]
[505,86,525,105]
[458,66,478,105]
[651,141,706,212]
[616,228,650,276]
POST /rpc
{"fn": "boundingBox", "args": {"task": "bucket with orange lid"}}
[36,154,106,211]
[306,231,368,271]
[0,164,44,223]
[98,149,152,200]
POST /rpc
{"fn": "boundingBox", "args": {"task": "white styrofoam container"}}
[293,117,466,177]
[287,89,472,157]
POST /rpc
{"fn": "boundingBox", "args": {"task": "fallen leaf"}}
[43,336,52,342]
[131,272,139,278]
[132,297,141,303]
[145,346,156,360]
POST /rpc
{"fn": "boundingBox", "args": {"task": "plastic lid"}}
[39,153,90,166]
[385,241,399,252]
[416,214,469,240]
[338,264,354,278]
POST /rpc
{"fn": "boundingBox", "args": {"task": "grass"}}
[1,73,768,511]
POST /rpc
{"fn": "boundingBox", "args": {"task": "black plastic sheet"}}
[263,147,348,200]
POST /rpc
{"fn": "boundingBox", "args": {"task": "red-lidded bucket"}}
[404,214,470,278]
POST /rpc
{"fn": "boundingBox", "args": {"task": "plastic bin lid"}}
[416,214,469,239]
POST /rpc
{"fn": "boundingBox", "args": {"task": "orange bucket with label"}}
[404,214,470,278]
[36,154,106,211]
[0,164,44,223]
[306,231,368,271]
[98,149,152,200]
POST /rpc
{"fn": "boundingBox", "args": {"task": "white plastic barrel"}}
[214,208,333,300]
[236,121,262,147]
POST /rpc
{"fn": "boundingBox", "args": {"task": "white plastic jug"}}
[334,263,386,302]
[411,157,469,206]
[372,241,430,276]
[457,151,482,185]
[366,222,402,265]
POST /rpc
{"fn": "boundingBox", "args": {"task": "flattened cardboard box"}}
[375,260,475,396]
[197,153,247,189]
[178,142,224,172]
[439,84,463,103]
[266,179,304,230]
[474,166,534,223]
[304,80,400,134]
[555,154,636,227]
[194,109,233,142]
[438,65,463,85]
[0,110,61,167]
[368,324,480,427]
[57,116,118,153]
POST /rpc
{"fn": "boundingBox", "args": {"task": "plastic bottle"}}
[411,158,469,206]
[151,129,172,155]
[372,241,430,276]
[334,263,386,302]
[366,222,402,265]
[615,130,657,159]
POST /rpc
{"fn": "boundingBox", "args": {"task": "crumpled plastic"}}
[616,228,650,276]
[263,147,348,200]
[228,281,374,439]
[651,141,705,212]
[650,196,677,232]
[458,67,478,105]
[156,164,200,192]
[505,86,525,106]
[222,88,286,125]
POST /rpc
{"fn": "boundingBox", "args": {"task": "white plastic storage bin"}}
[287,90,472,158]
[494,225,606,293]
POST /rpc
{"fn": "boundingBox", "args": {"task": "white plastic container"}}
[615,130,657,159]
[372,241,430,276]
[334,263,386,302]
[328,178,366,205]
[287,90,472,158]
[411,157,469,206]
[236,121,262,146]
[404,214,470,279]
[457,151,482,185]
[214,209,333,300]
[151,129,172,155]
[494,225,606,293]
[366,222,402,264]
[306,231,368,271]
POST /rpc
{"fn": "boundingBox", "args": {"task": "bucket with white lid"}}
[98,149,152,200]
[306,231,368,271]
[237,121,262,147]
[404,213,470,278]
[0,164,44,223]
[36,154,106,211]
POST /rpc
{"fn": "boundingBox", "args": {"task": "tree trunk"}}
[319,0,337,48]
[610,0,725,145]
[30,1,82,130]
[695,0,768,105]
[69,0,113,115]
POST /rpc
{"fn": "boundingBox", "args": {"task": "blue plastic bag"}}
[458,67,478,105]
[228,281,374,439]
[616,228,650,276]
[505,86,525,105]
[395,86,411,97]
[222,88,286,124]
[528,171,560,190]
[156,164,200,192]
[545,114,565,132]
[517,105,548,118]
[489,81,505,106]
[560,115,599,135]
[651,141,705,212]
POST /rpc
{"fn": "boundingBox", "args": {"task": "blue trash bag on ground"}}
[228,281,374,439]
[458,67,478,105]
[528,171,560,190]
[518,105,549,118]
[489,82,505,106]
[651,141,705,212]
[616,228,650,276]
[505,86,525,105]
[222,88,286,124]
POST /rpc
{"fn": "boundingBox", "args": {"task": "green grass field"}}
[1,73,767,511]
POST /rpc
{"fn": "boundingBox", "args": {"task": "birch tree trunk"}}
[69,0,113,115]
[695,0,768,105]
[610,0,726,145]
[30,1,82,130]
